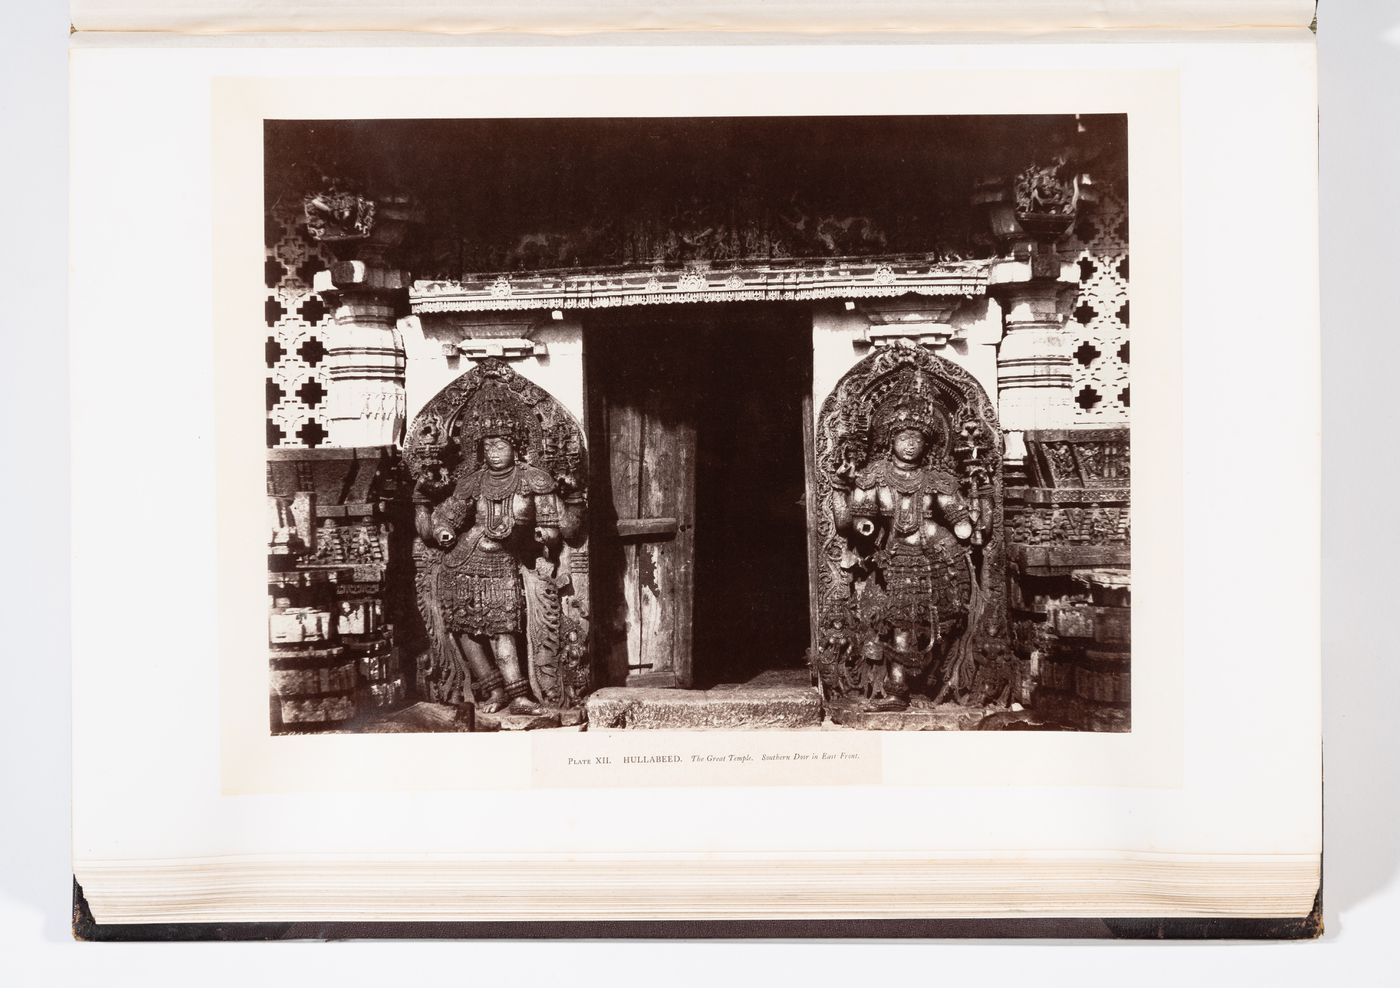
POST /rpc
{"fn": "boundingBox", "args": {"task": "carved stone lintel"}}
[430,312,554,361]
[852,294,970,351]
[443,338,548,361]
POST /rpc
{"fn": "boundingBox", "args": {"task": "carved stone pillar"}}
[988,258,1080,438]
[977,158,1094,463]
[304,189,423,448]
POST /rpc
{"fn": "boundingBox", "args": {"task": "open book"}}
[69,1,1322,938]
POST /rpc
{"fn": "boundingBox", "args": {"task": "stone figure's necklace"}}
[480,463,520,499]
[481,464,519,538]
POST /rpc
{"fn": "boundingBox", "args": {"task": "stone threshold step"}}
[585,686,824,730]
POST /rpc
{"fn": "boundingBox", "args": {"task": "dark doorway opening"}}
[586,303,812,689]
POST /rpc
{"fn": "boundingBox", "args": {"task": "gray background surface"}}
[2,0,1394,980]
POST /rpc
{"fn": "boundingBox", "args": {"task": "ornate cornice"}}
[409,255,993,314]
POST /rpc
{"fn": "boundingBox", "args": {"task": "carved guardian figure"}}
[815,344,1011,710]
[405,360,590,713]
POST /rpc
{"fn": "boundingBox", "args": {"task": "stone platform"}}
[826,697,1046,731]
[324,700,583,733]
[288,686,1072,733]
[585,686,824,730]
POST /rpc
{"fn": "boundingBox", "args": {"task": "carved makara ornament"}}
[816,343,1012,709]
[1014,156,1080,219]
[302,188,376,243]
[404,360,589,713]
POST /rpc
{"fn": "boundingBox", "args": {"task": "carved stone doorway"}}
[586,303,813,690]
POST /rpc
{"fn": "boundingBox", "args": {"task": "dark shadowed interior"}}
[585,303,811,688]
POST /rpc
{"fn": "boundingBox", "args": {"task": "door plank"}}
[607,398,645,679]
[638,405,677,678]
[591,320,700,690]
[670,416,697,688]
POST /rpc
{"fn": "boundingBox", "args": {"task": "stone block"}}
[496,711,563,731]
[827,697,1041,731]
[1051,604,1095,639]
[585,687,823,730]
[1092,606,1131,645]
[353,701,472,733]
[1075,567,1131,607]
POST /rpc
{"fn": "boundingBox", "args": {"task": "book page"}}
[70,36,1320,921]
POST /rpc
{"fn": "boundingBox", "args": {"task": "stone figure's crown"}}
[874,368,944,447]
[463,388,528,452]
[882,395,940,437]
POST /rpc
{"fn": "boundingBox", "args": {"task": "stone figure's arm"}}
[416,490,472,549]
[935,492,974,541]
[831,454,875,538]
[553,470,587,544]
[847,486,880,538]
[831,482,855,535]
[559,491,586,544]
[532,491,563,552]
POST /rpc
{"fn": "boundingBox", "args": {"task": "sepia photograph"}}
[262,113,1131,735]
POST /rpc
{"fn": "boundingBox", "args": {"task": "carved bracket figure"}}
[403,359,590,713]
[814,343,1012,710]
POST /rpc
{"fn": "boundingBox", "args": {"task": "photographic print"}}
[262,114,1130,735]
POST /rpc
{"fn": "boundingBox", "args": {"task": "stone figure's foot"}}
[867,693,910,713]
[502,678,538,714]
[478,689,511,714]
[507,696,544,715]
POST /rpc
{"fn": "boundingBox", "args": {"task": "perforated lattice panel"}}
[1061,189,1129,425]
[265,200,331,448]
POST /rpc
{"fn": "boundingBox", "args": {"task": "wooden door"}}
[587,325,697,688]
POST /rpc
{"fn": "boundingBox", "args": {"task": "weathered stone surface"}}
[1092,605,1131,645]
[585,687,823,730]
[1074,567,1131,607]
[495,711,563,731]
[1051,604,1095,639]
[826,697,1022,731]
[1030,690,1131,732]
[325,700,577,733]
[350,701,472,733]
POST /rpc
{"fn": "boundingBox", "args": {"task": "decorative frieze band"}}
[410,256,992,313]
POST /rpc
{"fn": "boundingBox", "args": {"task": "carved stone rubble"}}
[813,343,1014,712]
[402,359,591,717]
[1005,428,1132,731]
[266,447,405,732]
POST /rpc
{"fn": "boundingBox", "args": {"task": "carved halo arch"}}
[403,358,592,709]
[813,342,1010,702]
